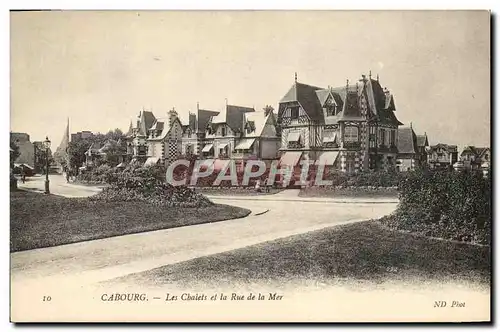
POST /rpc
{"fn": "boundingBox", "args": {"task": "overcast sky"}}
[10,10,490,150]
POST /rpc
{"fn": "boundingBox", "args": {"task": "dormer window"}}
[325,98,338,116]
[221,126,226,137]
[289,106,299,119]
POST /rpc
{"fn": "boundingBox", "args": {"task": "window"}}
[325,99,338,116]
[380,129,386,146]
[485,154,489,161]
[390,130,396,146]
[290,106,299,119]
[221,127,226,137]
[344,126,359,142]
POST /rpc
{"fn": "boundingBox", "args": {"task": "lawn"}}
[299,187,399,198]
[194,187,283,196]
[10,191,250,252]
[113,221,490,290]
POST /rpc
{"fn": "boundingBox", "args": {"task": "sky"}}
[10,10,490,150]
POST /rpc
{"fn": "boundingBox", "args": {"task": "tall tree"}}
[263,105,274,116]
[10,141,20,168]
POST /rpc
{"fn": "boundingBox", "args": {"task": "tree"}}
[67,128,127,170]
[10,141,20,168]
[106,128,124,141]
[263,105,274,116]
[34,146,54,174]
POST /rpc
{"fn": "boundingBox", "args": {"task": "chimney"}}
[189,113,196,130]
[168,107,178,127]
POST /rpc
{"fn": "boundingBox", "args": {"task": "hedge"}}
[381,169,491,245]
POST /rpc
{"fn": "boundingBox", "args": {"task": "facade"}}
[10,132,35,169]
[71,131,94,142]
[125,104,280,170]
[231,110,281,168]
[396,126,428,171]
[146,109,183,166]
[427,143,458,170]
[459,146,490,170]
[125,110,157,163]
[126,109,184,166]
[416,133,429,167]
[203,104,256,159]
[276,74,402,173]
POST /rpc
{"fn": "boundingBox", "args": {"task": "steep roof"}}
[149,119,164,132]
[208,104,255,132]
[226,105,255,132]
[397,126,417,154]
[428,143,458,153]
[135,111,157,136]
[315,89,331,106]
[244,111,275,137]
[148,117,183,141]
[197,109,219,133]
[279,77,402,126]
[125,121,134,137]
[280,82,325,122]
[461,146,490,157]
[416,134,428,147]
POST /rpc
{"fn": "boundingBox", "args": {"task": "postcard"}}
[9,10,491,323]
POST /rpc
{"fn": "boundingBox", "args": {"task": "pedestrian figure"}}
[21,167,26,184]
[255,179,261,193]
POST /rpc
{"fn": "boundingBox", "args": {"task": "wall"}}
[397,157,415,172]
[260,139,279,159]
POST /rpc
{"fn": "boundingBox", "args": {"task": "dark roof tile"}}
[397,126,417,154]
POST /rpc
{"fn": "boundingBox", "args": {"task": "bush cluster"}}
[381,169,491,245]
[89,163,212,208]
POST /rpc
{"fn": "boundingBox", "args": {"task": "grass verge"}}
[114,220,490,289]
[299,187,399,198]
[10,190,250,252]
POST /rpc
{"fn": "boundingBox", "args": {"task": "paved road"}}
[11,175,398,319]
[13,176,398,283]
[11,177,490,323]
[17,174,103,197]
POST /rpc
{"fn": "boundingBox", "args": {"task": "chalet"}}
[427,143,458,170]
[180,105,220,157]
[416,132,429,167]
[145,109,183,166]
[276,73,403,173]
[125,110,157,163]
[396,126,417,172]
[232,110,280,168]
[459,146,490,170]
[396,125,428,171]
[202,104,256,159]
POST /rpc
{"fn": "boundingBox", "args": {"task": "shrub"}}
[382,169,491,245]
[90,164,212,208]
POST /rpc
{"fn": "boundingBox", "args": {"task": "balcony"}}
[343,141,361,149]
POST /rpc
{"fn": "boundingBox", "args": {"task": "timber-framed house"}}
[276,73,403,173]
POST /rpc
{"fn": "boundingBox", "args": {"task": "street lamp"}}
[43,136,51,194]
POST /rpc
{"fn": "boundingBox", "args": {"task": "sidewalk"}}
[205,191,399,204]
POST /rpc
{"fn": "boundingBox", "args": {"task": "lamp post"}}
[43,136,51,194]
